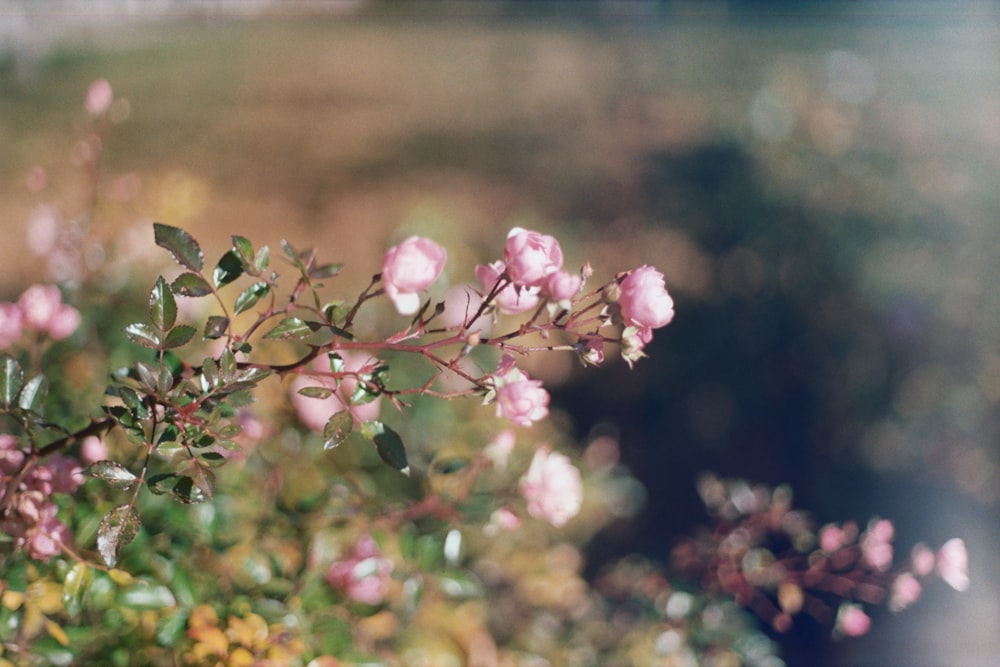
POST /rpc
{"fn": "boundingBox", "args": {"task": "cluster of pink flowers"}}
[490,354,550,427]
[519,447,583,527]
[324,534,394,605]
[0,284,82,349]
[0,434,87,561]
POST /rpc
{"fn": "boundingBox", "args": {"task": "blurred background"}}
[2,1,999,665]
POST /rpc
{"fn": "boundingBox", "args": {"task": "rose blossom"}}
[495,377,550,427]
[618,265,675,330]
[381,236,447,315]
[0,303,23,349]
[937,538,969,592]
[545,269,582,303]
[85,78,113,116]
[889,573,922,612]
[835,604,871,637]
[291,351,382,431]
[476,261,540,314]
[503,227,563,288]
[519,448,583,527]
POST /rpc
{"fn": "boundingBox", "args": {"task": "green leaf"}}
[309,262,342,280]
[135,362,159,393]
[17,374,48,412]
[219,348,237,382]
[233,281,269,316]
[254,245,270,273]
[147,473,177,495]
[84,460,138,490]
[154,223,204,272]
[171,475,207,504]
[213,250,244,288]
[323,410,353,450]
[297,386,334,399]
[263,317,321,340]
[62,562,91,616]
[117,386,149,419]
[1,354,24,407]
[204,316,229,340]
[232,235,254,267]
[149,276,177,331]
[97,505,140,568]
[199,451,227,467]
[120,583,176,609]
[163,325,196,349]
[156,609,190,647]
[124,323,161,349]
[363,421,410,476]
[170,272,212,297]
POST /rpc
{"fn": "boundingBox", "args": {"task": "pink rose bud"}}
[937,538,969,592]
[502,227,563,288]
[18,285,63,332]
[580,338,605,366]
[911,543,935,577]
[519,448,583,527]
[84,79,113,116]
[495,377,550,427]
[476,261,540,314]
[0,303,24,349]
[381,236,447,315]
[545,269,582,303]
[889,573,922,612]
[835,604,872,637]
[618,265,675,330]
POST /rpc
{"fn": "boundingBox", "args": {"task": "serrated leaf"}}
[124,323,161,349]
[297,386,334,399]
[263,317,321,340]
[232,235,254,267]
[323,410,353,450]
[154,223,204,271]
[219,348,237,382]
[364,421,410,476]
[135,362,158,393]
[163,325,196,349]
[171,475,207,504]
[233,281,269,316]
[213,250,244,288]
[85,460,138,490]
[117,386,149,418]
[98,505,140,568]
[1,354,24,407]
[171,272,212,297]
[199,451,227,467]
[149,276,177,331]
[204,316,229,340]
[17,374,48,412]
[158,364,175,394]
[147,472,177,495]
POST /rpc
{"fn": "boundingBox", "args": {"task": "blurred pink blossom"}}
[0,303,23,349]
[618,265,675,330]
[889,573,922,612]
[835,604,871,637]
[16,285,81,340]
[476,261,539,314]
[325,534,394,605]
[503,227,563,288]
[27,205,61,256]
[495,377,549,427]
[860,519,894,572]
[0,434,25,475]
[486,507,521,534]
[937,538,969,592]
[381,236,446,315]
[290,351,382,431]
[84,78,113,115]
[911,543,935,577]
[483,429,516,471]
[819,524,847,553]
[25,166,47,192]
[519,448,583,527]
[439,285,492,335]
[80,436,109,466]
[544,269,582,303]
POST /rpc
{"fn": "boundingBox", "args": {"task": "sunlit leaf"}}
[1,354,24,407]
[62,561,91,616]
[154,223,204,271]
[309,262,342,280]
[204,316,229,340]
[254,245,270,273]
[232,235,254,267]
[85,460,138,490]
[124,323,161,349]
[149,276,177,331]
[323,410,353,450]
[233,281,269,316]
[213,250,244,288]
[17,374,48,412]
[297,386,334,399]
[163,325,196,349]
[263,317,321,340]
[171,272,212,297]
[98,505,140,568]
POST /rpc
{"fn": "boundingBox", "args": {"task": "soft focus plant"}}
[0,80,969,666]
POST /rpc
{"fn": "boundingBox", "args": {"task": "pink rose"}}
[835,604,871,637]
[889,573,922,612]
[0,303,23,349]
[545,269,582,303]
[381,236,447,315]
[85,79,113,116]
[495,377,550,427]
[618,266,675,330]
[18,285,62,332]
[937,538,969,592]
[291,351,382,431]
[519,448,583,527]
[476,261,540,314]
[502,227,563,288]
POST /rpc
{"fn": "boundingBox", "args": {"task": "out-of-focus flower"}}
[889,573,922,612]
[503,227,563,288]
[545,269,582,304]
[618,265,675,330]
[439,285,491,335]
[26,204,62,256]
[519,448,583,527]
[937,538,969,592]
[819,524,847,553]
[483,429,516,471]
[860,518,894,572]
[495,377,549,427]
[484,507,521,535]
[79,436,109,466]
[0,303,24,349]
[0,434,25,475]
[325,534,394,605]
[290,351,382,431]
[381,236,447,315]
[835,604,871,637]
[911,543,936,577]
[476,261,539,314]
[85,78,113,116]
[16,285,81,340]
